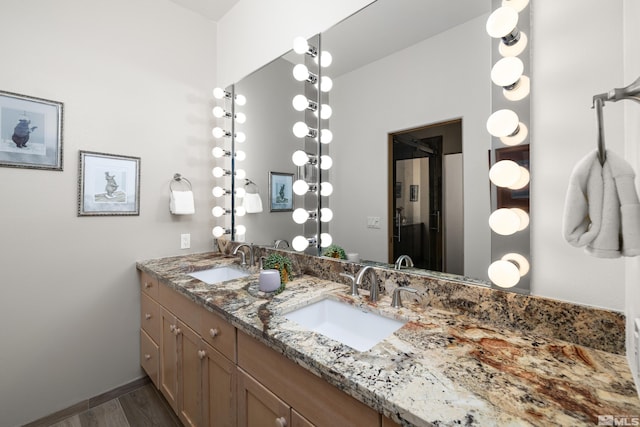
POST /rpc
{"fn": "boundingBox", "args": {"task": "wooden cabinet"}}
[201,341,237,427]
[237,368,290,427]
[159,307,179,413]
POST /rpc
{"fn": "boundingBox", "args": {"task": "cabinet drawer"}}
[140,270,159,299]
[159,282,200,327]
[141,293,160,343]
[140,329,159,388]
[200,307,236,362]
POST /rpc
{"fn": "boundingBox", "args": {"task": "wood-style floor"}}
[47,384,182,427]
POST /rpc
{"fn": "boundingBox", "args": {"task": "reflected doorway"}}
[388,119,463,273]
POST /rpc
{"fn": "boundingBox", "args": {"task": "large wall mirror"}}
[231,0,530,293]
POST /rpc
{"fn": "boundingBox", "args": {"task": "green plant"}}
[323,244,347,260]
[262,253,293,288]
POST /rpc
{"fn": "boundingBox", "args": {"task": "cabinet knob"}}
[173,327,181,336]
[144,354,151,360]
[169,324,176,332]
[144,282,152,289]
[145,313,152,320]
[198,350,206,359]
[275,417,287,427]
[209,328,219,338]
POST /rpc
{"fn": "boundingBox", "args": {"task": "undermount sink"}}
[188,266,250,284]
[284,298,406,352]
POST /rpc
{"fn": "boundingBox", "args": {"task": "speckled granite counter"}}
[137,252,640,427]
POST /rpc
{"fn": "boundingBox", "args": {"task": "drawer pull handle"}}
[144,354,151,360]
[145,314,152,320]
[275,417,287,427]
[198,350,206,359]
[209,328,219,338]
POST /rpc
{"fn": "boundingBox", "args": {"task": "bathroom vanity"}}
[137,251,640,426]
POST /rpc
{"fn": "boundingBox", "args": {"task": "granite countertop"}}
[137,252,640,427]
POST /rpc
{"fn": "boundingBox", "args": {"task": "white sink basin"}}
[284,298,406,352]
[188,266,250,284]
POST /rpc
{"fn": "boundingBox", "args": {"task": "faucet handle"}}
[391,287,418,308]
[339,273,359,297]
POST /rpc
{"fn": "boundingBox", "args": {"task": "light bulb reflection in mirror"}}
[235,94,246,106]
[235,132,246,143]
[488,259,520,288]
[292,235,310,252]
[235,169,246,180]
[489,160,520,188]
[320,233,332,248]
[212,106,226,118]
[292,208,310,224]
[320,76,333,92]
[320,182,333,196]
[293,121,310,138]
[293,180,310,195]
[212,167,228,178]
[320,155,333,170]
[235,112,247,124]
[235,187,246,198]
[212,226,227,238]
[235,225,246,235]
[212,88,226,99]
[235,206,246,217]
[235,150,246,161]
[320,208,333,222]
[320,129,333,144]
[292,150,310,166]
[212,186,227,198]
[211,147,227,158]
[212,206,227,217]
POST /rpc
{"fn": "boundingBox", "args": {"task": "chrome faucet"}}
[355,266,379,302]
[394,254,414,270]
[339,273,359,297]
[391,287,418,308]
[233,244,254,267]
[274,239,289,249]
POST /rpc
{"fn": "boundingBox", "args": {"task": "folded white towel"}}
[170,190,195,215]
[242,192,263,213]
[563,149,640,258]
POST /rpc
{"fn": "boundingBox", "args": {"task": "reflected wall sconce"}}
[293,64,318,84]
[486,109,528,145]
[491,57,530,101]
[489,207,529,235]
[486,6,528,57]
[292,121,318,138]
[488,252,530,288]
[489,160,529,189]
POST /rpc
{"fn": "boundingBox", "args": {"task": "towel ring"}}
[170,173,192,192]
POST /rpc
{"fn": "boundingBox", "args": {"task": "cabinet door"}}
[160,307,178,412]
[292,409,316,427]
[140,329,159,388]
[201,340,236,427]
[237,368,290,427]
[178,320,202,427]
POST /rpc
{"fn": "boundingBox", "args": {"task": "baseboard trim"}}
[23,376,151,427]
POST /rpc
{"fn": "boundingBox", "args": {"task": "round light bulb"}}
[320,51,333,67]
[212,127,227,139]
[320,233,332,248]
[502,252,530,276]
[486,109,519,137]
[292,235,310,252]
[235,225,246,235]
[320,155,333,170]
[320,129,333,144]
[235,187,246,198]
[499,32,528,57]
[500,122,528,146]
[489,160,521,187]
[489,208,520,235]
[503,75,530,101]
[235,150,246,161]
[235,206,246,217]
[320,208,333,222]
[235,94,246,106]
[320,104,332,120]
[212,186,226,197]
[320,76,333,92]
[486,6,518,39]
[212,226,226,238]
[292,95,309,111]
[293,180,310,195]
[212,106,226,118]
[511,208,530,231]
[235,112,246,124]
[212,206,227,217]
[292,150,310,166]
[502,0,529,12]
[293,36,309,55]
[212,88,226,99]
[235,132,246,143]
[491,57,523,87]
[488,259,520,288]
[212,167,226,178]
[235,169,246,179]
[320,182,333,196]
[293,121,310,138]
[211,146,226,158]
[508,166,530,190]
[292,208,310,224]
[293,64,310,82]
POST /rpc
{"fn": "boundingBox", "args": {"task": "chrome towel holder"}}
[170,173,192,192]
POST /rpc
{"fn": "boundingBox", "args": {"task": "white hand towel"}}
[170,190,195,215]
[606,151,640,257]
[585,157,621,258]
[242,193,263,213]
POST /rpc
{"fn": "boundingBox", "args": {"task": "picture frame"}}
[410,184,419,202]
[495,144,529,212]
[269,171,294,212]
[0,90,63,170]
[78,150,141,216]
[395,182,402,198]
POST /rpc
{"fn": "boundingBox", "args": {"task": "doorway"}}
[388,119,463,272]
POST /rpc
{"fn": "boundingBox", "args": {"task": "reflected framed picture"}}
[495,144,529,212]
[410,185,419,202]
[0,90,63,170]
[78,150,141,216]
[269,171,293,212]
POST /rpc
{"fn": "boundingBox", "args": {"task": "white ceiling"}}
[168,0,239,21]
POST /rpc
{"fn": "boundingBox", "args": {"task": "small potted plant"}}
[262,253,293,289]
[323,244,347,260]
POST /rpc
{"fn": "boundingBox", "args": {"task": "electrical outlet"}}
[181,233,190,249]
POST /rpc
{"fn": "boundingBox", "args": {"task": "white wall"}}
[216,0,375,86]
[330,15,491,279]
[0,1,217,425]
[623,0,640,389]
[531,0,627,310]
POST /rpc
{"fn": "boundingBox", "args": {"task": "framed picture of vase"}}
[78,150,141,216]
[0,90,63,170]
[269,171,293,212]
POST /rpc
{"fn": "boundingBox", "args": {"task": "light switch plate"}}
[181,233,191,249]
[367,216,381,229]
